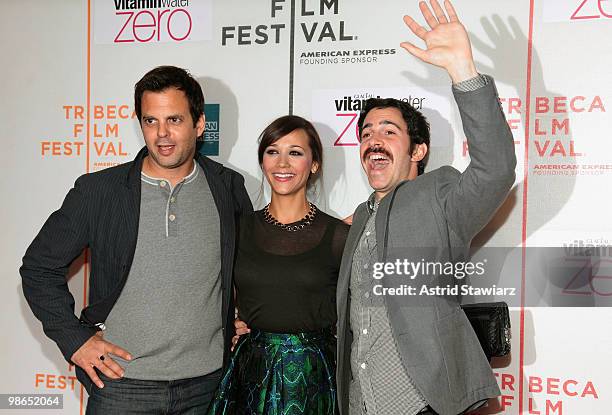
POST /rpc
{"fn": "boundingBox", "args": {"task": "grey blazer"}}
[336,78,516,415]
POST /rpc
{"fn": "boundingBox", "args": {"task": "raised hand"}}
[70,332,132,388]
[401,0,478,83]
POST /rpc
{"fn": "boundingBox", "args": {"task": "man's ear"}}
[411,143,428,162]
[196,114,205,137]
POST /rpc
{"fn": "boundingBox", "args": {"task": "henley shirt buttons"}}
[169,214,176,222]
[160,181,167,188]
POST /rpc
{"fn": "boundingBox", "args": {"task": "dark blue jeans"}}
[86,369,222,414]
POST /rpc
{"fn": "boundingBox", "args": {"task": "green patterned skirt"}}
[207,327,337,415]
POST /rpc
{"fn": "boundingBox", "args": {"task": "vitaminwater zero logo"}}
[560,238,612,297]
[198,104,219,157]
[311,88,438,148]
[543,0,612,22]
[332,93,426,146]
[571,0,612,20]
[94,0,212,44]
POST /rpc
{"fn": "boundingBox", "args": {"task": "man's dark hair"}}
[357,98,430,175]
[134,66,204,127]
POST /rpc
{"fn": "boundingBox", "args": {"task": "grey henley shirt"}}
[103,162,223,380]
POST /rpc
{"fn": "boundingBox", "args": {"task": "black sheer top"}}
[234,207,350,333]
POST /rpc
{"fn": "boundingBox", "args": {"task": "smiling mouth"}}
[272,173,295,181]
[367,153,391,170]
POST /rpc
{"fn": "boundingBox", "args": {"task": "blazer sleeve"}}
[20,175,98,362]
[438,76,517,243]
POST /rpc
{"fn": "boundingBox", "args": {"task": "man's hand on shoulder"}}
[400,0,478,84]
[70,332,132,389]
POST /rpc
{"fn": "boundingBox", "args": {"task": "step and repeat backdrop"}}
[1,0,611,413]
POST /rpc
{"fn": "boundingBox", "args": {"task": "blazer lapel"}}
[375,180,410,264]
[198,155,231,236]
[196,154,234,322]
[121,147,146,268]
[375,189,395,263]
[337,203,369,313]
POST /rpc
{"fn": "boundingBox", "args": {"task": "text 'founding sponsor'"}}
[299,48,396,65]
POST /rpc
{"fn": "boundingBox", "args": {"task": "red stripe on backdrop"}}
[519,0,536,413]
[80,0,92,414]
[86,0,91,177]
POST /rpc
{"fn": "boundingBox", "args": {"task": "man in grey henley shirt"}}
[21,66,253,413]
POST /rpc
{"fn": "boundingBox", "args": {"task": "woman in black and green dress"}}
[208,115,349,415]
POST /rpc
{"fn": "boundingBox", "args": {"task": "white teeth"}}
[370,154,388,161]
[274,173,294,178]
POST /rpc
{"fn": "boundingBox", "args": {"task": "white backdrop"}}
[1,0,611,413]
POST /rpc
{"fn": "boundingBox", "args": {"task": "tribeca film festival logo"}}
[489,95,608,175]
[94,0,212,44]
[34,364,78,393]
[543,0,612,22]
[41,104,133,171]
[220,0,397,65]
[368,258,517,297]
[531,96,605,175]
[492,371,600,414]
[222,0,354,46]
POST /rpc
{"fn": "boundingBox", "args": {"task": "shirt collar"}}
[366,192,379,214]
[141,162,199,186]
